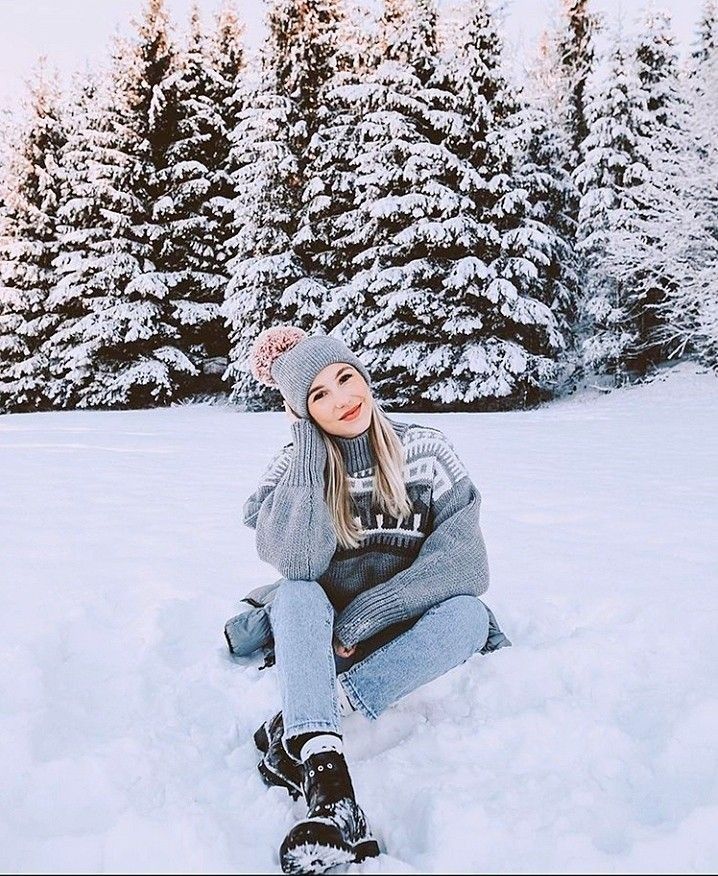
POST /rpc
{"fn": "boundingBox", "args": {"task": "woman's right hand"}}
[333,636,356,659]
[283,399,300,423]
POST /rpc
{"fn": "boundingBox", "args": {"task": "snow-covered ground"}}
[1,363,717,875]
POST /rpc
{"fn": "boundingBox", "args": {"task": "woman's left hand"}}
[333,636,356,658]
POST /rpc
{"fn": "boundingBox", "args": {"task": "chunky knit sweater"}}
[242,417,491,649]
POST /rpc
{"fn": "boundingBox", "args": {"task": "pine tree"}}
[573,38,647,381]
[206,0,247,276]
[154,3,235,396]
[552,0,600,169]
[222,0,345,409]
[39,69,107,408]
[269,0,348,330]
[692,0,718,64]
[327,0,567,410]
[0,60,67,413]
[292,2,367,332]
[208,0,247,136]
[513,94,580,392]
[604,8,686,374]
[650,4,718,368]
[68,0,196,408]
[323,0,444,398]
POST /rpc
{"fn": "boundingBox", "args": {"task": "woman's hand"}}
[333,636,356,659]
[283,399,300,423]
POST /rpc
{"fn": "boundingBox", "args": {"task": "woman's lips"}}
[340,402,362,421]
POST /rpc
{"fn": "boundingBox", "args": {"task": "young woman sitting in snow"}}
[223,326,510,874]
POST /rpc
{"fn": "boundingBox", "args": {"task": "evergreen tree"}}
[513,92,580,392]
[154,3,235,396]
[552,0,600,169]
[208,0,247,136]
[604,8,686,373]
[222,0,345,409]
[328,0,566,410]
[691,0,718,64]
[292,2,367,332]
[650,5,718,368]
[206,0,247,279]
[0,61,67,413]
[39,70,107,408]
[67,0,196,408]
[573,38,647,381]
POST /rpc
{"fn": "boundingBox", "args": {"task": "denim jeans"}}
[269,577,491,749]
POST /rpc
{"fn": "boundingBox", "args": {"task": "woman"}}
[224,325,510,875]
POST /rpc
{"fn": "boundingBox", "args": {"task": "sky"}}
[0,0,706,115]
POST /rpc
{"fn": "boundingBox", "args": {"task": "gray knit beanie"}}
[248,326,372,419]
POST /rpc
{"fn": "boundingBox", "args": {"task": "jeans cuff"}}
[282,719,342,752]
[339,673,377,721]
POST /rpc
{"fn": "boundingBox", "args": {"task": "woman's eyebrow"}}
[309,366,353,394]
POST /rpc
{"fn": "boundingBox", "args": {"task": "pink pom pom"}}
[249,325,308,387]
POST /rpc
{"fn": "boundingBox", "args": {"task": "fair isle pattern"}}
[245,423,468,553]
[345,440,435,547]
[432,436,470,502]
[242,416,490,647]
[251,424,468,546]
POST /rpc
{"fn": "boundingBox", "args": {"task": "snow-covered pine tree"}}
[0,60,67,413]
[435,0,570,407]
[208,0,247,137]
[573,37,647,382]
[515,37,581,389]
[38,69,107,409]
[329,0,567,410]
[268,0,349,331]
[603,8,686,374]
[222,0,345,409]
[291,3,368,333]
[692,0,718,63]
[649,4,718,369]
[56,0,196,409]
[153,3,235,397]
[551,0,600,172]
[322,0,445,394]
[206,0,247,276]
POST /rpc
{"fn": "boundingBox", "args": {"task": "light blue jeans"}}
[269,578,491,748]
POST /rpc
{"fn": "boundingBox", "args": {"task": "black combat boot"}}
[279,747,380,874]
[253,711,303,800]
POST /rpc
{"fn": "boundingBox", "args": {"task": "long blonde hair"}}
[319,399,413,550]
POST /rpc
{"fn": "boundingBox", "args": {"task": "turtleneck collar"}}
[333,427,374,474]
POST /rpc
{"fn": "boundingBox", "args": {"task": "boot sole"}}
[280,836,380,874]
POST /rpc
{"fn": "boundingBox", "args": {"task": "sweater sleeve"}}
[333,434,490,649]
[243,419,338,581]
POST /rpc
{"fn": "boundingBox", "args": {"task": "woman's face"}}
[307,363,373,437]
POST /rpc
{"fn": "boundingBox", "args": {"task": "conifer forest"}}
[1,0,717,415]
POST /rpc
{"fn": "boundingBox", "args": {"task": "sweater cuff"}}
[334,587,406,649]
[284,419,328,487]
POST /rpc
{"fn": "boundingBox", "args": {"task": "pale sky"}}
[0,0,705,115]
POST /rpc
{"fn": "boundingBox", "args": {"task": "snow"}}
[1,363,717,874]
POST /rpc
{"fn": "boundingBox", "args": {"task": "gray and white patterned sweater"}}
[239,417,500,650]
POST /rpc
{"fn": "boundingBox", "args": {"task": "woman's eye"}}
[311,374,351,402]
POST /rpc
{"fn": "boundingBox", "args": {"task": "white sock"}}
[336,678,356,717]
[299,733,343,762]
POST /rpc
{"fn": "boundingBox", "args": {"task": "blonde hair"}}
[319,399,413,550]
